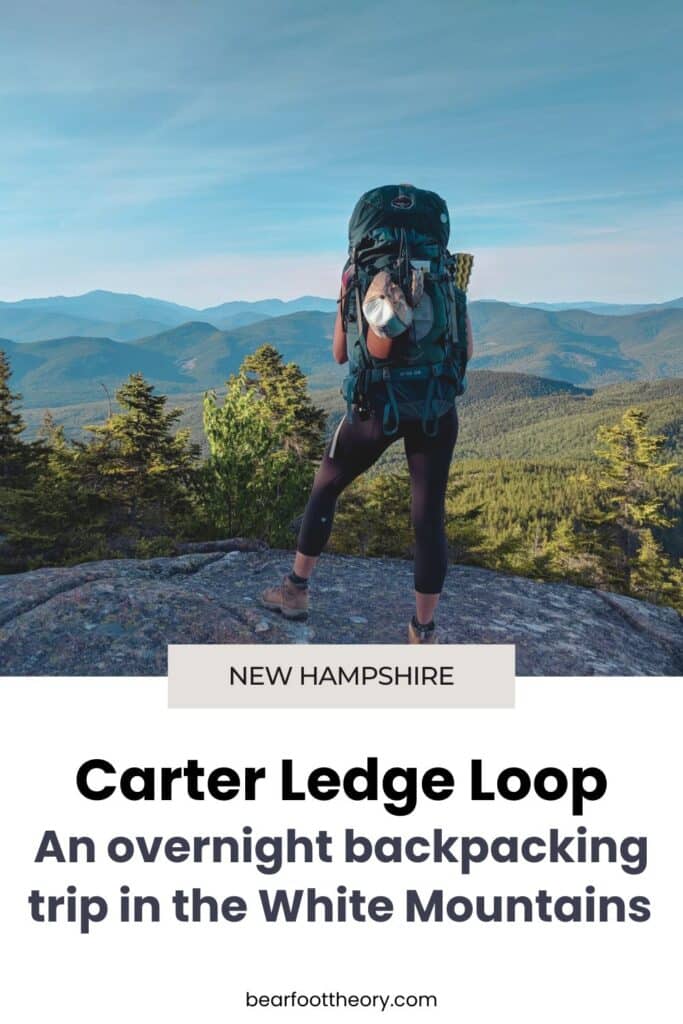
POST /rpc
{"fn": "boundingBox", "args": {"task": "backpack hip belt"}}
[343,360,461,436]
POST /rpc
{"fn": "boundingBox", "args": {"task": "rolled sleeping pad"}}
[453,252,474,293]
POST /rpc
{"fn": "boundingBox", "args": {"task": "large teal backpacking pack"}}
[341,184,469,436]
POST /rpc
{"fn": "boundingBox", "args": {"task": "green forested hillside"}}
[2,312,342,407]
[450,458,683,560]
[468,303,683,383]
[134,311,340,390]
[0,310,170,344]
[327,457,683,564]
[457,376,683,459]
[0,336,191,406]
[317,374,683,461]
[20,372,683,469]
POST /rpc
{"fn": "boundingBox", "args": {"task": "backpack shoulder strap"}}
[352,249,365,344]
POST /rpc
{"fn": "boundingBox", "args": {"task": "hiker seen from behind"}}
[262,184,474,643]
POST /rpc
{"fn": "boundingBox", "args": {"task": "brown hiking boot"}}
[408,619,438,644]
[261,575,309,621]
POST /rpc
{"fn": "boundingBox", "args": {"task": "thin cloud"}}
[0,2,680,301]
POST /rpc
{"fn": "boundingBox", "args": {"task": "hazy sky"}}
[1,0,681,304]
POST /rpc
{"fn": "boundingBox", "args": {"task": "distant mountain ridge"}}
[468,302,682,383]
[520,297,683,315]
[201,295,338,318]
[2,299,681,408]
[0,290,336,343]
[0,288,198,323]
[0,309,339,406]
[1,288,681,344]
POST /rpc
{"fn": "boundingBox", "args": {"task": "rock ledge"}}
[0,545,680,676]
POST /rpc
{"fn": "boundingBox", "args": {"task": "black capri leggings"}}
[297,406,458,594]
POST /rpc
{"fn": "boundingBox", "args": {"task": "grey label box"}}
[168,644,515,708]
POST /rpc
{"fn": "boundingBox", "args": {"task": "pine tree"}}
[630,530,682,610]
[202,372,277,539]
[543,517,606,587]
[0,349,40,484]
[201,349,326,546]
[0,415,92,567]
[241,344,326,464]
[444,476,489,565]
[83,373,201,551]
[1,377,200,567]
[591,407,677,590]
[0,351,49,568]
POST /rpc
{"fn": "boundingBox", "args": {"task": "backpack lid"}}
[348,184,450,250]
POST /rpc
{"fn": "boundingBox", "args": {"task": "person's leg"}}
[292,551,318,580]
[404,407,459,633]
[415,591,440,627]
[294,412,393,572]
[262,412,393,616]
